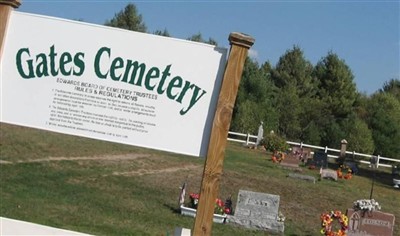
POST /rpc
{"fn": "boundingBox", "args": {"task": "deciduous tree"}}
[367,93,400,159]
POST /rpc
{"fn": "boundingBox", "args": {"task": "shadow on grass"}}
[163,203,181,214]
[327,160,397,191]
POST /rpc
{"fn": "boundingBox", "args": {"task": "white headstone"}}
[174,227,191,236]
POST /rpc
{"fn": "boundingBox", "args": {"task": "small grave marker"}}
[320,169,338,181]
[280,153,301,168]
[291,147,312,163]
[346,209,395,236]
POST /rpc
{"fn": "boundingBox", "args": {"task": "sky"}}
[17,0,399,95]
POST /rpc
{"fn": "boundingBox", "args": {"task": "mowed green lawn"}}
[1,123,399,235]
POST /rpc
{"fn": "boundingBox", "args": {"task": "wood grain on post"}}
[193,32,254,236]
[0,0,20,62]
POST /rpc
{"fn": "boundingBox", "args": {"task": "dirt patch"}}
[0,160,12,164]
[112,163,201,176]
[2,153,203,177]
[0,154,150,164]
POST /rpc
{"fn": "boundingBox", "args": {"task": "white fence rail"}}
[227,131,400,169]
[227,131,258,145]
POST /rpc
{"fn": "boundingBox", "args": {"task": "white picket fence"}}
[227,131,400,169]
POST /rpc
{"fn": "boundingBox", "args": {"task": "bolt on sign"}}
[1,11,228,157]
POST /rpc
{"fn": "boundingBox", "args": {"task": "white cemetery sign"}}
[1,11,227,157]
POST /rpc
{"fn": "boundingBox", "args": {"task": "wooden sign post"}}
[193,32,254,236]
[0,0,20,60]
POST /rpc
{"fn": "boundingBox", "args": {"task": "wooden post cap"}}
[0,0,21,8]
[228,32,255,49]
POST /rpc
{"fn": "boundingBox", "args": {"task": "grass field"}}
[1,123,399,235]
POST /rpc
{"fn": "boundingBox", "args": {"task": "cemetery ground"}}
[0,123,399,235]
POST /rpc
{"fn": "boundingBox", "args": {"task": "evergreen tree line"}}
[105,4,399,159]
[231,47,399,160]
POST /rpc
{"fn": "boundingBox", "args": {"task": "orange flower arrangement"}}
[320,210,348,236]
[337,165,352,179]
[271,151,285,163]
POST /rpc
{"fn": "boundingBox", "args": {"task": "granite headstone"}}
[227,190,284,234]
[307,151,328,168]
[347,209,395,236]
[280,153,301,169]
[321,169,338,181]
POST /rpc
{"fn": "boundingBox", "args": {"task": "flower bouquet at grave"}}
[276,211,285,222]
[271,151,285,163]
[189,193,233,215]
[337,164,352,179]
[320,210,348,236]
[353,199,381,216]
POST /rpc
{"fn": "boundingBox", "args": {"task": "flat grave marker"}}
[287,173,316,183]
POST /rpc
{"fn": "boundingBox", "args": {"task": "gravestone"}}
[291,147,312,163]
[227,190,284,234]
[320,169,338,181]
[346,209,395,236]
[280,153,301,169]
[301,148,312,162]
[287,173,316,183]
[307,151,328,169]
[174,227,191,236]
[291,146,302,158]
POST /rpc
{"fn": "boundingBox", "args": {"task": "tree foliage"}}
[367,93,400,158]
[380,78,400,101]
[314,52,357,118]
[270,46,315,141]
[187,33,218,46]
[311,52,358,147]
[105,3,147,32]
[153,28,170,37]
[231,58,277,134]
[344,117,375,154]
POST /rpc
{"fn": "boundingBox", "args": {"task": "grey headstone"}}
[287,173,316,183]
[227,190,284,234]
[320,169,338,181]
[174,227,191,236]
